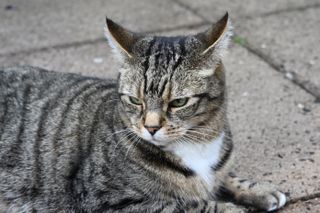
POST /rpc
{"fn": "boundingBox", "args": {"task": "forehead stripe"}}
[172,38,185,71]
[154,42,163,69]
[143,39,156,92]
[159,78,168,96]
[142,39,156,72]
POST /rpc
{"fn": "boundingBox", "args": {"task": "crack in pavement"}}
[250,2,320,19]
[288,192,320,204]
[242,41,320,100]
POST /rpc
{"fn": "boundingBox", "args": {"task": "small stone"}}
[308,60,315,66]
[261,43,267,49]
[297,103,304,109]
[93,57,103,64]
[285,72,294,80]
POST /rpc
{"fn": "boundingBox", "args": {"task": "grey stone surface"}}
[0,0,203,55]
[175,0,320,20]
[0,25,208,78]
[238,7,320,91]
[225,45,320,201]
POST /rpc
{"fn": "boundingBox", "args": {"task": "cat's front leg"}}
[221,172,287,212]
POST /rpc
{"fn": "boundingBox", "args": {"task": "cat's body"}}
[0,66,231,212]
[0,14,286,213]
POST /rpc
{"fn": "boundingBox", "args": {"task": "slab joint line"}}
[240,40,320,99]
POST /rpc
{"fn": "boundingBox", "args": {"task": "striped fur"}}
[0,13,286,213]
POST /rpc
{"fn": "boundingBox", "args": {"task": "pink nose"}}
[145,126,161,136]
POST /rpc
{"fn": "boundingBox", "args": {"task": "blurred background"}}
[0,0,319,211]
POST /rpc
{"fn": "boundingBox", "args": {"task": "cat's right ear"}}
[196,12,233,58]
[105,18,140,59]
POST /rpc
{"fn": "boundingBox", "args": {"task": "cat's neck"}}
[164,132,225,187]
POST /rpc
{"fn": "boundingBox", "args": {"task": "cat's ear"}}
[105,18,140,59]
[196,12,232,57]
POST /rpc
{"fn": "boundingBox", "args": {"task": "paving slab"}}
[237,7,320,94]
[1,26,319,211]
[225,45,320,206]
[174,0,320,21]
[0,0,203,56]
[0,25,208,78]
[0,41,119,79]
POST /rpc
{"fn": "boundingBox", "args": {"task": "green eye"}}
[169,98,189,108]
[129,96,142,105]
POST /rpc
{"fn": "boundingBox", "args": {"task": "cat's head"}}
[105,13,232,148]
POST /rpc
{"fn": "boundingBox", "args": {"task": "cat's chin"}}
[142,137,176,150]
[148,139,170,148]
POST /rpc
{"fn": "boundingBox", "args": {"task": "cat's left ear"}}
[196,12,233,57]
[105,18,140,59]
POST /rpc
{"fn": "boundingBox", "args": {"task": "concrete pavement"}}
[0,0,319,211]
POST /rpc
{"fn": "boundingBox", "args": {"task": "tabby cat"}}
[0,13,286,212]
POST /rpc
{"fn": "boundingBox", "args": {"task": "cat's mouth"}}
[131,125,185,148]
[136,127,176,147]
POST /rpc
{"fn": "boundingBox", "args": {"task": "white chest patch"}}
[166,132,225,187]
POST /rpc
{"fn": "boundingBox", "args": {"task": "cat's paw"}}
[237,181,287,212]
[219,202,248,213]
[262,190,286,212]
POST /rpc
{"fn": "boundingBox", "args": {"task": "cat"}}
[0,13,287,212]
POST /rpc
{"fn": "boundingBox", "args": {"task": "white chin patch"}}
[141,128,153,141]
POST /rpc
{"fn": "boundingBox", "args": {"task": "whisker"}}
[124,135,141,159]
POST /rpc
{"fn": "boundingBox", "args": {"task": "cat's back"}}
[0,66,117,132]
[0,66,113,101]
[0,66,118,210]
[0,65,115,98]
[0,65,118,154]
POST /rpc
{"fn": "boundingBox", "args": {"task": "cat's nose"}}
[145,125,161,136]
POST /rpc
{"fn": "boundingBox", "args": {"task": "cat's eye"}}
[169,98,189,108]
[129,96,142,105]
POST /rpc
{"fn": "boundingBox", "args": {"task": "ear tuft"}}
[197,12,233,58]
[104,17,139,59]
